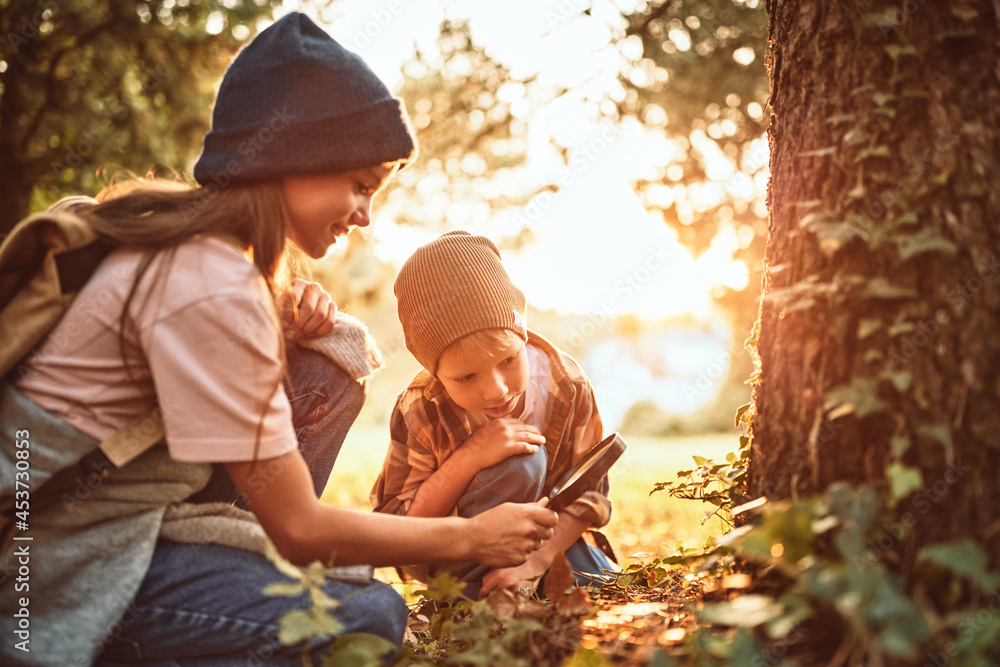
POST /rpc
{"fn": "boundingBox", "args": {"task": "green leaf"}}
[263,581,308,598]
[734,402,753,428]
[844,126,870,145]
[894,228,958,261]
[278,609,343,646]
[799,146,837,158]
[882,370,912,392]
[265,540,306,582]
[921,539,1000,592]
[916,423,954,462]
[886,462,923,508]
[858,318,883,339]
[827,113,857,124]
[692,455,709,466]
[861,278,919,301]
[855,145,891,162]
[872,92,896,106]
[825,378,885,418]
[699,595,784,628]
[323,632,397,666]
[890,436,911,459]
[885,44,918,59]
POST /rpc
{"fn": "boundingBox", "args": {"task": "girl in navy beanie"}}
[1,13,558,666]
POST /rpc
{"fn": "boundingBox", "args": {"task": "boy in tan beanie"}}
[372,231,617,598]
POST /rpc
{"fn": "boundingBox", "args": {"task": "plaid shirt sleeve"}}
[557,375,613,528]
[370,388,443,516]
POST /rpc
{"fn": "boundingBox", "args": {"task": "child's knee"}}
[460,446,548,512]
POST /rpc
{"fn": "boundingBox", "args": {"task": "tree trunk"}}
[750,0,1000,560]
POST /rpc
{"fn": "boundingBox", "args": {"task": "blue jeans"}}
[96,348,407,665]
[432,445,618,599]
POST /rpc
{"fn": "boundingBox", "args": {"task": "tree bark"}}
[750,0,1000,560]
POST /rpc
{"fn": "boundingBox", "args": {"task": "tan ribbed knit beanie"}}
[395,231,527,374]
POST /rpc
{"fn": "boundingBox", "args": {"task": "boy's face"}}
[437,333,530,418]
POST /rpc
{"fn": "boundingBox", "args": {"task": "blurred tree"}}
[0,0,278,235]
[612,0,768,331]
[749,0,1000,560]
[312,19,539,307]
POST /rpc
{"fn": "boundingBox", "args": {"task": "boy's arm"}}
[371,397,545,517]
[558,380,613,527]
[408,417,546,517]
[370,399,440,515]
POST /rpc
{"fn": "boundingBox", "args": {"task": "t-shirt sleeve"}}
[143,289,297,463]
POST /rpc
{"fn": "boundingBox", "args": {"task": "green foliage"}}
[406,574,559,666]
[1,0,279,231]
[263,541,397,666]
[650,402,752,529]
[656,484,1000,663]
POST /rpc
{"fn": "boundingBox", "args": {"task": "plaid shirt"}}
[370,331,611,527]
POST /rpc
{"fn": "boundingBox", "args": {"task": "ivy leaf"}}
[858,318,883,339]
[920,539,1000,592]
[861,278,919,301]
[894,228,958,261]
[886,462,923,508]
[825,378,884,418]
[734,402,753,428]
[699,595,783,628]
[799,146,838,158]
[278,609,343,646]
[322,632,397,665]
[263,581,308,598]
[917,423,954,463]
[890,436,911,459]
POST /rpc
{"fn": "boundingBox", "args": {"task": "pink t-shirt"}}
[15,236,297,463]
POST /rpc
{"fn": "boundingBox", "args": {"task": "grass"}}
[320,425,741,563]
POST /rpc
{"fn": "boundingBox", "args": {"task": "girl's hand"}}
[279,279,337,340]
[463,417,546,470]
[466,499,557,568]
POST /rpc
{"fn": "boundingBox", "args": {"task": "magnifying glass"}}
[546,432,627,512]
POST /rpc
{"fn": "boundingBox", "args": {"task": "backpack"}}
[0,197,163,541]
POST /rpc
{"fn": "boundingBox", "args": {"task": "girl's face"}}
[437,332,530,418]
[281,165,396,259]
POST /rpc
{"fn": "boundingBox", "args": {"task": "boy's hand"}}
[466,500,557,568]
[279,279,337,340]
[463,417,546,469]
[479,552,550,598]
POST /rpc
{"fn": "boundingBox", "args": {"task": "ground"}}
[322,426,738,665]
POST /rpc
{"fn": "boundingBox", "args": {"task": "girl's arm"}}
[226,450,558,567]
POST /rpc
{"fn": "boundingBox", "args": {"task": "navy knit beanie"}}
[193,12,416,186]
